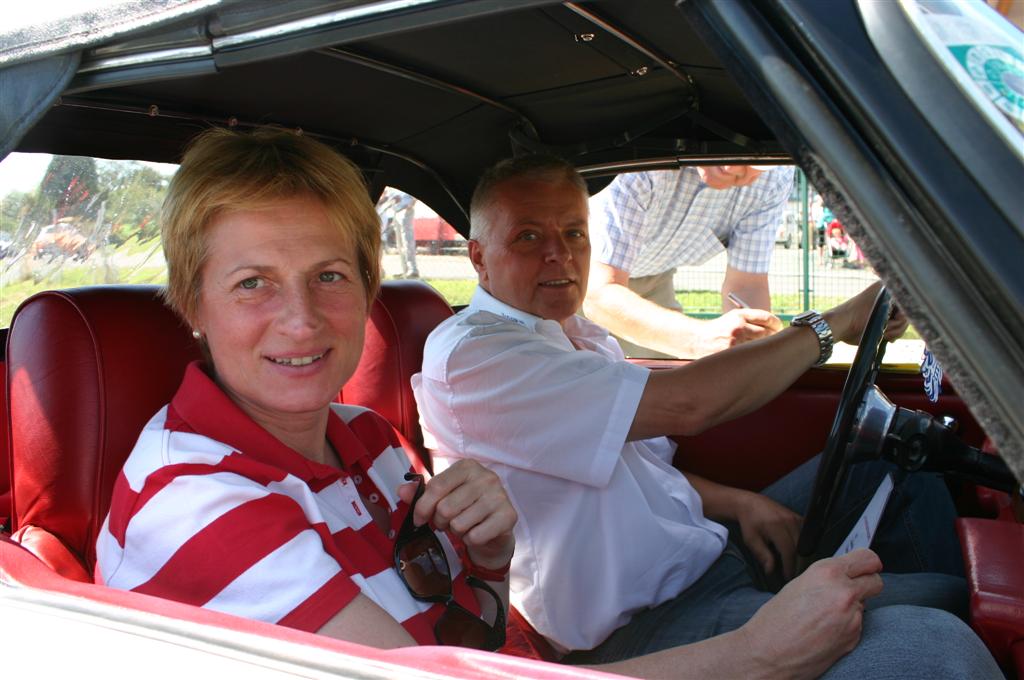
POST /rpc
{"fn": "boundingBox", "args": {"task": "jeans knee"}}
[852,606,1001,679]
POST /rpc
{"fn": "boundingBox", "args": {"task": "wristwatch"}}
[791,310,834,366]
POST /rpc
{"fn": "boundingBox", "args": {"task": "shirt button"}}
[353,474,363,484]
[388,529,396,539]
[369,493,380,503]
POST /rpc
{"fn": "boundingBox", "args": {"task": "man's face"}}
[469,176,590,326]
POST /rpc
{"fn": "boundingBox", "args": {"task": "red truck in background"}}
[412,202,467,255]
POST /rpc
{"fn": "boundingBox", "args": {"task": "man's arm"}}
[583,260,781,358]
[631,281,909,440]
[685,472,802,580]
[721,266,770,312]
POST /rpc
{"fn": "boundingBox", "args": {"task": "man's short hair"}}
[469,154,588,242]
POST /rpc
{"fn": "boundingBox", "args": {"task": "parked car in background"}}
[1,1,1021,678]
[30,221,93,262]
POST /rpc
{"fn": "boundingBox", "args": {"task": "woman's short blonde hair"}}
[161,126,381,325]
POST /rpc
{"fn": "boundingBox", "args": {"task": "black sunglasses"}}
[393,473,506,651]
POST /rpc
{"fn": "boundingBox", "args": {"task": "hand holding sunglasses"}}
[394,461,517,651]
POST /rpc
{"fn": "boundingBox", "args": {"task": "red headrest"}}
[7,286,200,574]
[342,280,454,472]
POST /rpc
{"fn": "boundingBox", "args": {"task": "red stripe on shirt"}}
[276,570,360,633]
[133,492,315,605]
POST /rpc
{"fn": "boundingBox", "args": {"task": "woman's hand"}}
[398,459,516,571]
[734,491,803,581]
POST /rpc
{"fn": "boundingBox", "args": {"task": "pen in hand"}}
[727,292,749,309]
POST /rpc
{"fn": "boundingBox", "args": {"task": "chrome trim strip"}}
[578,155,791,176]
[78,46,212,73]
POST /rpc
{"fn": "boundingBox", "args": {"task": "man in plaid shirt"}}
[583,165,795,358]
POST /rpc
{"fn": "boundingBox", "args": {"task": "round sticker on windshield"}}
[963,45,1024,126]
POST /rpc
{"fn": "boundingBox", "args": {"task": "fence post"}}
[799,169,810,311]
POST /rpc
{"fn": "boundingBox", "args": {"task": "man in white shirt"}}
[412,155,996,679]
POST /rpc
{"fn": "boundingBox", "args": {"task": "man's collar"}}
[467,285,610,343]
[469,285,543,329]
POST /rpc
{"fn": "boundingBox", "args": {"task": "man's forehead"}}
[493,178,588,215]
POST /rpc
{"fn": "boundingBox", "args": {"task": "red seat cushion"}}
[956,517,1024,671]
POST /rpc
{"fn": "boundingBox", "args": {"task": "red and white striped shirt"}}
[96,362,478,643]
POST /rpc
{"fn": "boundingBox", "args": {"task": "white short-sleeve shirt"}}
[590,167,795,277]
[412,287,728,652]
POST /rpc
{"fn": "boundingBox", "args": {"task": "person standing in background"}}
[377,188,419,278]
[584,165,793,359]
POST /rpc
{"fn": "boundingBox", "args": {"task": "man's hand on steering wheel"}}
[823,281,909,346]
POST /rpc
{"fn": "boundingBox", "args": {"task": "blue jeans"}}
[564,458,1001,678]
[760,454,964,577]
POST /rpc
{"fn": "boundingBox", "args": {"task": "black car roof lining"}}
[7,0,778,234]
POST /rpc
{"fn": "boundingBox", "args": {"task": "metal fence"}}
[674,168,877,320]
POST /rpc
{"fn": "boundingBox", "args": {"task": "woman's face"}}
[195,194,368,428]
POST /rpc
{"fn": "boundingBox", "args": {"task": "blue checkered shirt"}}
[589,167,795,276]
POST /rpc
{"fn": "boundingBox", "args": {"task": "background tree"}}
[33,155,100,225]
[99,161,169,245]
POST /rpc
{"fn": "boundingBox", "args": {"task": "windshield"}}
[1,155,926,366]
[0,153,174,326]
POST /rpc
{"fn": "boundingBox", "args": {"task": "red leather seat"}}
[341,279,453,472]
[5,281,453,579]
[6,280,555,661]
[1,328,10,531]
[956,517,1024,676]
[7,286,201,579]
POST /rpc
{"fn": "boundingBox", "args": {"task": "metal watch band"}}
[792,311,834,366]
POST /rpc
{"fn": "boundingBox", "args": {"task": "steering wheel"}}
[795,287,893,572]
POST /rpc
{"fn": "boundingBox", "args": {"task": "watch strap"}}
[793,311,834,366]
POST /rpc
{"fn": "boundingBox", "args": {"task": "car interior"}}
[1,0,1022,676]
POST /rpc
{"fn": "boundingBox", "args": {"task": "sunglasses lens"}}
[396,531,452,598]
[435,604,494,650]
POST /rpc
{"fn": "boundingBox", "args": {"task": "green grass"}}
[420,281,920,340]
[2,269,918,341]
[423,278,476,306]
[1,259,167,327]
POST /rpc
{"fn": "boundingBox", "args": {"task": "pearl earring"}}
[192,329,202,340]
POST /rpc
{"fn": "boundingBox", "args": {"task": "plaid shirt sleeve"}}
[590,171,655,274]
[725,166,795,273]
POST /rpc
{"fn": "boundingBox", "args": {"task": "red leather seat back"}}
[1,328,10,530]
[956,517,1024,674]
[342,280,453,472]
[7,286,201,576]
